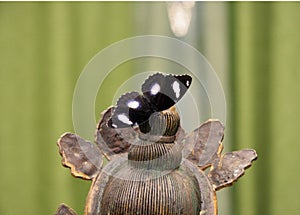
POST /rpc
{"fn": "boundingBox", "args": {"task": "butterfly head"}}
[107,73,192,134]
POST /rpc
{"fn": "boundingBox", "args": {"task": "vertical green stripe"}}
[230,2,300,215]
[0,3,40,214]
[230,2,272,215]
[230,3,256,214]
[269,3,300,215]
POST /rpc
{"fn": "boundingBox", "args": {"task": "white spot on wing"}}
[127,100,139,109]
[172,81,180,98]
[117,114,133,125]
[186,80,190,86]
[150,83,160,95]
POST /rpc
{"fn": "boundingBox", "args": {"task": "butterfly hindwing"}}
[108,92,152,128]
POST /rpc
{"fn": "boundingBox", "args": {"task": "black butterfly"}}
[108,73,192,129]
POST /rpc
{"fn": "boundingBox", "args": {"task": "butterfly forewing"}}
[142,73,192,111]
[166,74,192,102]
[173,74,192,94]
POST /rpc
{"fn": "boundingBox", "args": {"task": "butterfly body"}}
[108,73,192,131]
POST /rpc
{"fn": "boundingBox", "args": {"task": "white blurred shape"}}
[167,1,195,37]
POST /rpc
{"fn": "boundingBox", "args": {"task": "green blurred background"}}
[0,2,300,215]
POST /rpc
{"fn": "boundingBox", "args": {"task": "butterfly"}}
[108,73,192,129]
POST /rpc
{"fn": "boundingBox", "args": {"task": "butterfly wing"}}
[142,73,192,111]
[108,92,153,128]
[108,73,192,129]
[171,74,192,102]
